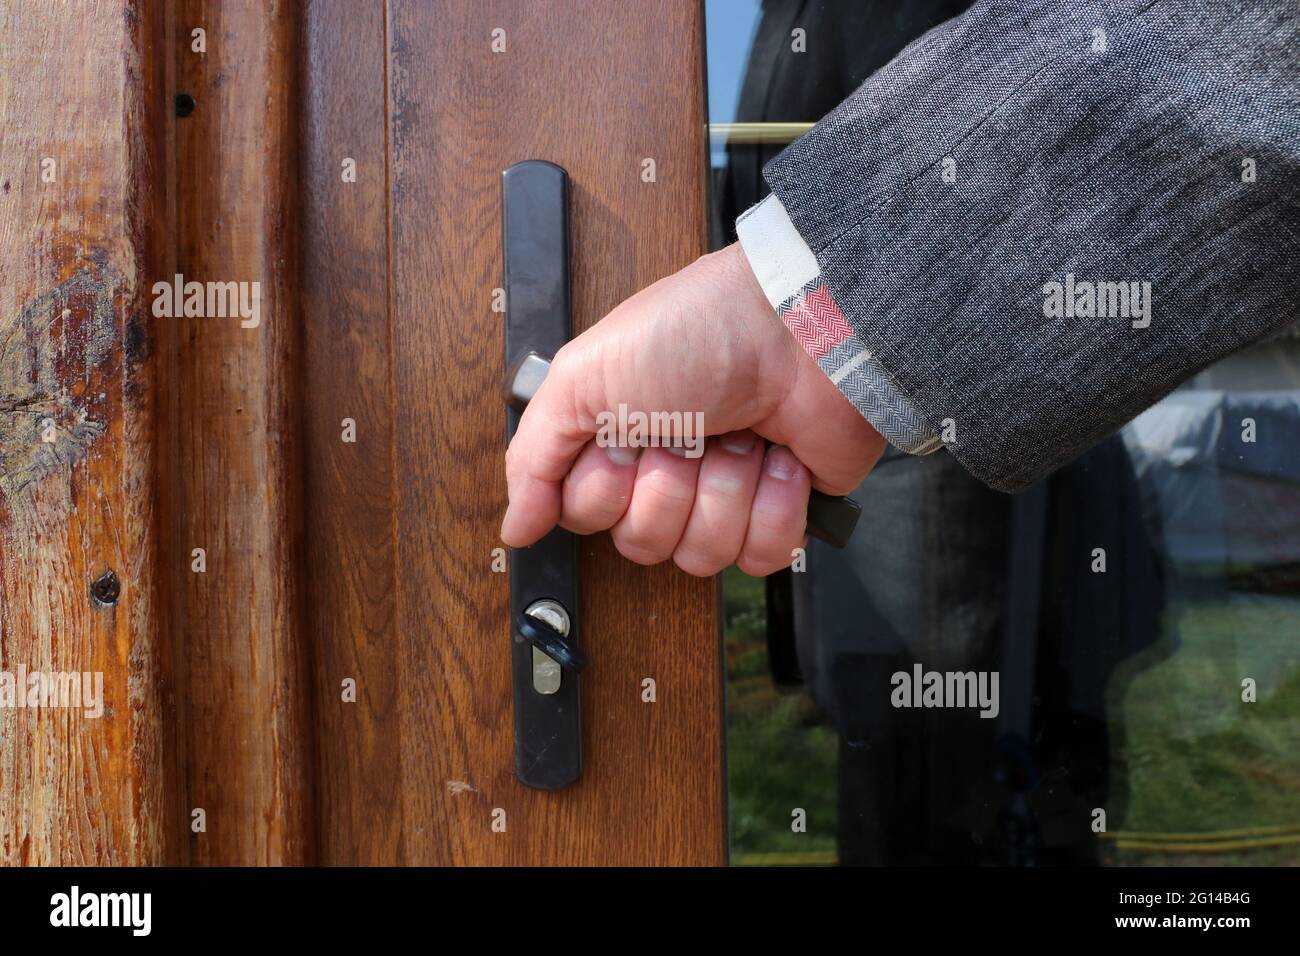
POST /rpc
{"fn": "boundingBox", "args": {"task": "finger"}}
[560,438,642,535]
[736,445,812,576]
[609,446,702,565]
[673,430,764,577]
[501,354,594,547]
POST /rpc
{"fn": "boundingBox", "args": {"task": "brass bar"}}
[709,121,814,144]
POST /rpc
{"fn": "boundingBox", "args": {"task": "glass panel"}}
[706,0,1300,867]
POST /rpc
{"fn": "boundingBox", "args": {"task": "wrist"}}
[719,241,777,320]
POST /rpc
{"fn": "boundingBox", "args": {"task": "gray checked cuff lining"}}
[736,194,942,456]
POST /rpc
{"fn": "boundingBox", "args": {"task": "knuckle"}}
[561,501,628,536]
[567,483,630,523]
[558,517,595,537]
[562,486,622,529]
[612,537,672,567]
[747,499,799,534]
[609,522,674,565]
[550,341,576,371]
[672,546,732,578]
[817,479,860,498]
[635,472,696,507]
[736,549,786,578]
[503,442,521,477]
[700,473,748,501]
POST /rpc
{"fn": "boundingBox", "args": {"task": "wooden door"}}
[1,0,725,866]
[0,0,175,867]
[304,0,725,865]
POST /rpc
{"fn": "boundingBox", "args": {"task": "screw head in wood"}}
[91,570,120,607]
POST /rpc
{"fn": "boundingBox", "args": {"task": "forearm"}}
[741,0,1300,491]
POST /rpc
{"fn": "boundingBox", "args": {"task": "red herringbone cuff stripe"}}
[780,282,853,361]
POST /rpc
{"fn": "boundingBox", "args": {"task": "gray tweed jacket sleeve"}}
[736,0,1299,493]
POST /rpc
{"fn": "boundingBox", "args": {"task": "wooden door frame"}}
[2,0,726,867]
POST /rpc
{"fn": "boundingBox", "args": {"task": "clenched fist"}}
[501,242,885,576]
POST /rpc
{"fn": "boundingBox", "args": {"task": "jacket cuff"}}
[736,194,942,456]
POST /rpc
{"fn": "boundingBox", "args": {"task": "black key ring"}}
[517,613,588,673]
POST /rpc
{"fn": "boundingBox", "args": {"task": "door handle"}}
[501,159,863,791]
[503,160,583,790]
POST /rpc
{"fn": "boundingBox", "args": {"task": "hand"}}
[501,242,886,576]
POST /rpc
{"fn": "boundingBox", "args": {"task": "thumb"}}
[501,355,594,547]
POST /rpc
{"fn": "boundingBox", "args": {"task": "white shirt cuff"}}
[736,194,821,311]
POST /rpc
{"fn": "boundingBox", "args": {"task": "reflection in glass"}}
[707,0,1300,867]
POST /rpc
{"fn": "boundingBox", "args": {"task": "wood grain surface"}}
[169,0,315,865]
[0,0,176,865]
[382,0,725,865]
[1,0,724,867]
[299,0,403,864]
